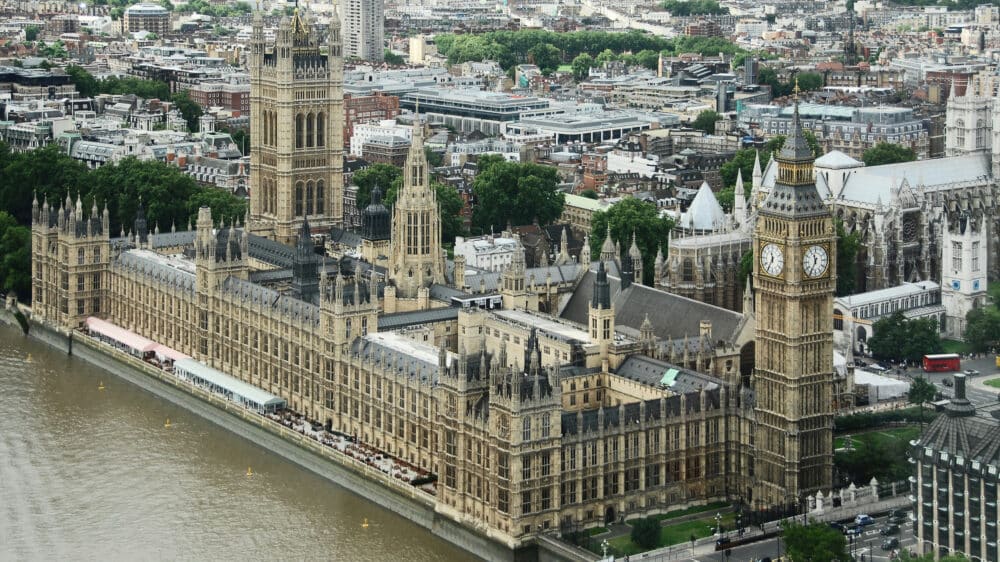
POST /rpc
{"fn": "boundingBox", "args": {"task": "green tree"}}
[580,189,599,199]
[862,142,917,166]
[835,218,860,296]
[25,26,40,41]
[0,211,31,301]
[908,376,937,430]
[383,49,406,65]
[590,198,674,285]
[720,148,768,193]
[571,53,594,81]
[160,0,174,10]
[229,129,250,156]
[595,48,617,66]
[633,49,660,71]
[660,0,728,15]
[527,43,561,75]
[868,312,943,363]
[964,306,1000,353]
[0,143,89,226]
[170,90,203,132]
[766,130,823,158]
[630,517,661,549]
[691,110,721,134]
[186,187,248,227]
[899,552,968,562]
[424,146,444,167]
[65,64,100,98]
[87,157,202,234]
[795,72,824,92]
[471,155,564,234]
[738,249,753,289]
[379,180,465,243]
[352,163,403,210]
[780,522,849,562]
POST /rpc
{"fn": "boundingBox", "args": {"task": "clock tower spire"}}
[751,94,836,510]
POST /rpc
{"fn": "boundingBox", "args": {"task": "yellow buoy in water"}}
[164,418,171,428]
[25,353,33,363]
[98,381,105,391]
[246,466,253,477]
[362,518,369,529]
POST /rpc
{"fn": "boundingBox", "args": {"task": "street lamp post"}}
[715,512,722,537]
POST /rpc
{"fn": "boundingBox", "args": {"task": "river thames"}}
[0,323,466,560]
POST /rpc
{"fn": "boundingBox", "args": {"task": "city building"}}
[912,375,1000,561]
[361,134,411,167]
[122,3,170,36]
[188,82,250,113]
[941,213,990,339]
[248,8,345,244]
[350,119,411,157]
[342,0,385,62]
[833,281,945,355]
[454,234,519,272]
[344,92,400,148]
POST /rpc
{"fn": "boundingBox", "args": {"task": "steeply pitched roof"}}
[682,181,727,231]
[561,264,745,343]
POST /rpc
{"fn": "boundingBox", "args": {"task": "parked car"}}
[869,364,887,372]
[846,526,864,537]
[942,378,954,387]
[880,524,900,535]
[964,369,980,377]
[829,522,848,534]
[881,538,900,550]
[855,514,875,526]
[888,509,908,524]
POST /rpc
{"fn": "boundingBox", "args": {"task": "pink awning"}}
[85,317,157,353]
[153,344,190,362]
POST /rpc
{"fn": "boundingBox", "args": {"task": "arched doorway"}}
[605,506,616,525]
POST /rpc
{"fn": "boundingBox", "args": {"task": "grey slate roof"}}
[377,307,459,331]
[615,355,719,394]
[220,276,321,324]
[115,250,195,292]
[561,264,744,343]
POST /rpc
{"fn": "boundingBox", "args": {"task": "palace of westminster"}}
[30,9,849,550]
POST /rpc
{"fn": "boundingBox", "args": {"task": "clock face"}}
[760,243,784,276]
[803,245,829,278]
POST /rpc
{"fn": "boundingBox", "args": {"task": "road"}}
[860,355,1000,408]
[682,510,916,562]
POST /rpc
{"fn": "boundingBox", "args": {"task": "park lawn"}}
[626,500,730,525]
[608,512,737,556]
[834,426,920,450]
[941,339,973,355]
[985,378,1000,389]
[587,526,609,536]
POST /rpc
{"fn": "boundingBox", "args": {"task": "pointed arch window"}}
[306,113,315,148]
[316,112,325,147]
[306,181,314,215]
[316,180,325,216]
[295,182,304,217]
[296,114,304,149]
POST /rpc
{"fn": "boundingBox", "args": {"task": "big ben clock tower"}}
[751,91,836,509]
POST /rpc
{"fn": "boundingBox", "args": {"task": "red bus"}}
[923,353,960,372]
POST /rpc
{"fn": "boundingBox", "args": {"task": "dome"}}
[362,185,390,240]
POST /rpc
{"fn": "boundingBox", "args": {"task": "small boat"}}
[362,518,369,529]
[164,418,171,428]
[246,466,253,477]
[98,381,105,391]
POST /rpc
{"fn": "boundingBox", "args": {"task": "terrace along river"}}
[0,323,465,560]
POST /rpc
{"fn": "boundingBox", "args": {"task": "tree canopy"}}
[0,211,31,301]
[471,155,564,234]
[964,305,1000,353]
[835,218,861,296]
[908,376,937,429]
[661,0,728,15]
[170,90,203,132]
[352,163,403,210]
[758,68,824,97]
[867,312,943,363]
[0,141,247,302]
[630,517,661,549]
[691,110,721,135]
[590,197,674,285]
[862,142,917,166]
[433,30,740,71]
[780,522,849,562]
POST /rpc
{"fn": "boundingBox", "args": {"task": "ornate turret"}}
[361,185,391,240]
[292,217,320,303]
[628,231,643,286]
[592,261,611,310]
[134,199,149,247]
[599,224,615,262]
